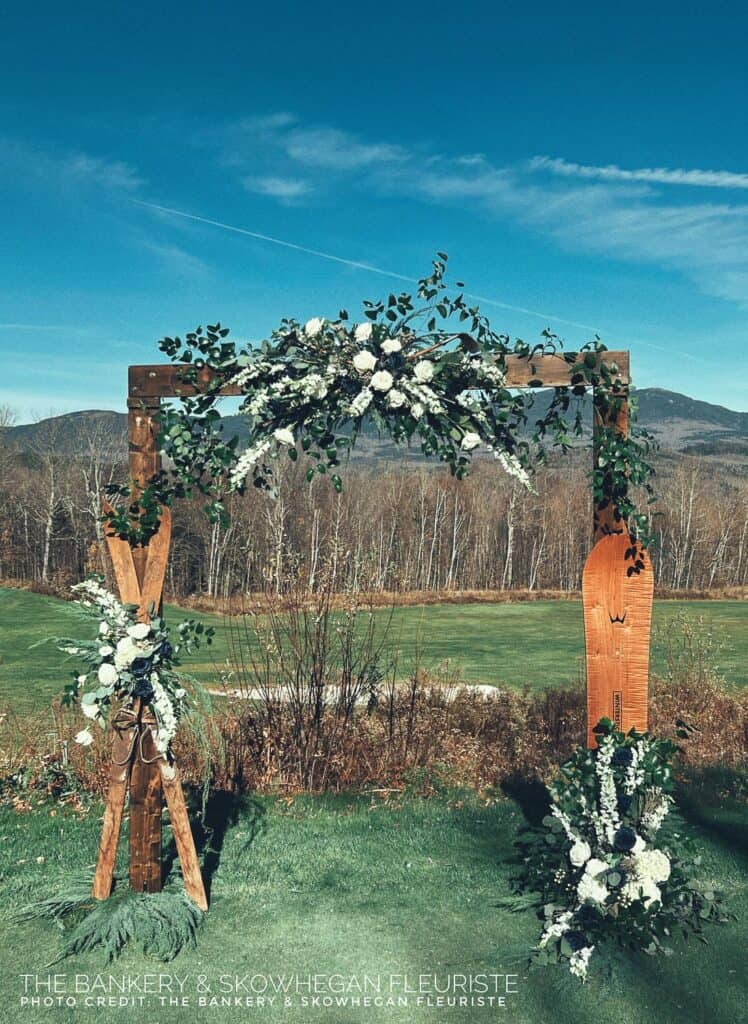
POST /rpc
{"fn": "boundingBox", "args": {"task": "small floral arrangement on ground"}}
[51,578,213,757]
[501,719,731,981]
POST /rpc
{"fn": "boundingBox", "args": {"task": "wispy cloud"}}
[0,137,143,192]
[283,127,406,170]
[242,176,312,201]
[530,155,748,190]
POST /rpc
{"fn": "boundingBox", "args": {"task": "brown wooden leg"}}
[92,710,137,900]
[159,761,208,911]
[129,706,163,893]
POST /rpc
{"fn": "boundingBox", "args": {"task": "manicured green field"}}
[0,587,746,716]
[0,786,745,1024]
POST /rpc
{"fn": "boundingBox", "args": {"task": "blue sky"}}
[2,2,747,420]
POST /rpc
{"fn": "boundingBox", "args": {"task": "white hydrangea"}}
[354,323,373,343]
[577,859,609,905]
[300,373,328,400]
[635,848,671,883]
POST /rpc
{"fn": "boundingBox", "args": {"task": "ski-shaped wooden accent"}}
[92,505,208,911]
[582,532,654,748]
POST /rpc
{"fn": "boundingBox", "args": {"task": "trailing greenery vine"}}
[104,255,657,551]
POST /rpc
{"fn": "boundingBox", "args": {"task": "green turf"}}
[0,587,746,716]
[0,786,745,1024]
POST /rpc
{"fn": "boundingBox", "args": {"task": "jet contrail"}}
[129,197,602,333]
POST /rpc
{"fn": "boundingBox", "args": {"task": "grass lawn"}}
[0,786,745,1024]
[1,587,746,717]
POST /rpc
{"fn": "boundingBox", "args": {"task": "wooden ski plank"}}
[91,710,137,900]
[101,501,141,606]
[159,761,208,911]
[138,506,172,620]
[582,532,654,748]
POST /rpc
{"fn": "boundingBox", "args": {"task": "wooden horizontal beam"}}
[129,351,629,399]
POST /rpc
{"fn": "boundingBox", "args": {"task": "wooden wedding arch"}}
[93,349,653,909]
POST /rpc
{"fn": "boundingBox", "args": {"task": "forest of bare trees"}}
[1,407,746,598]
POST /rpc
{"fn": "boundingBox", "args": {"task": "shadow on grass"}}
[673,766,748,861]
[500,773,549,827]
[162,788,267,898]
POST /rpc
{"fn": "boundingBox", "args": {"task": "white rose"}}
[82,702,99,720]
[99,622,110,636]
[98,662,118,687]
[569,839,592,868]
[99,645,114,657]
[75,729,94,747]
[370,370,394,392]
[127,623,151,641]
[413,360,434,382]
[353,350,377,374]
[304,317,325,337]
[115,636,139,667]
[461,432,482,451]
[387,389,406,409]
[273,427,295,446]
[354,323,373,343]
[381,338,402,355]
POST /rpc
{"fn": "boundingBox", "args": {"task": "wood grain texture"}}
[583,532,654,747]
[129,351,630,398]
[159,761,208,911]
[91,708,137,900]
[139,507,172,619]
[129,705,163,893]
[102,501,141,606]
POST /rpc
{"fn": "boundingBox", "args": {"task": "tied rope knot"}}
[111,704,164,766]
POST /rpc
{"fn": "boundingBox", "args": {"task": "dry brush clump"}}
[2,603,745,803]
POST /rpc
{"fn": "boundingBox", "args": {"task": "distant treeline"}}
[0,410,746,597]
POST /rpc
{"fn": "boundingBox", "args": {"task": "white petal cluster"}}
[577,859,609,905]
[413,360,434,382]
[569,946,594,981]
[569,839,591,867]
[353,350,377,374]
[461,432,482,451]
[273,427,295,446]
[75,729,94,747]
[538,910,572,948]
[348,388,373,417]
[370,370,394,392]
[591,736,620,847]
[493,450,532,489]
[381,338,402,355]
[354,323,373,343]
[230,438,274,489]
[304,317,325,337]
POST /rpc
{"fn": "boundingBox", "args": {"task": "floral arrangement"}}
[502,719,730,981]
[105,255,655,547]
[53,578,213,757]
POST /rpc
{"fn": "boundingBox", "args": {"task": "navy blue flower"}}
[576,904,598,927]
[565,931,588,952]
[617,793,633,814]
[130,656,153,679]
[160,641,174,661]
[612,747,634,767]
[613,826,637,852]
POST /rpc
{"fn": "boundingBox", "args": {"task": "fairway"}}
[0,587,746,716]
[1,787,745,1024]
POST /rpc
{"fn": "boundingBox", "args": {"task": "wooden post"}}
[585,377,654,745]
[127,398,163,894]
